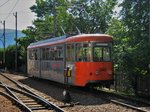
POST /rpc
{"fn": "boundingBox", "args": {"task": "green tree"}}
[27,0,117,38]
[30,0,74,38]
[0,48,4,68]
[5,45,16,70]
[120,0,150,75]
[69,0,117,33]
[107,0,150,94]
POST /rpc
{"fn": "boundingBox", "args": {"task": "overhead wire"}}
[0,11,33,15]
[4,0,20,20]
[0,0,11,8]
[0,0,36,30]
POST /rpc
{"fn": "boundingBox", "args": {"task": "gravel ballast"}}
[1,72,138,112]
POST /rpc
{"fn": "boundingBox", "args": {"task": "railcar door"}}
[65,43,75,85]
[28,48,41,77]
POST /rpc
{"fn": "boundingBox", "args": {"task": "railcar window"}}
[93,47,102,61]
[34,49,38,60]
[66,44,74,62]
[57,46,63,60]
[49,48,54,60]
[45,48,50,60]
[29,50,34,60]
[103,47,111,61]
[42,48,51,60]
[93,44,111,62]
[29,49,39,60]
[76,43,92,62]
[48,46,63,61]
[52,46,63,61]
[42,48,46,60]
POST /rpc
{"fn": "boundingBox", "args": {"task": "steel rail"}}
[0,84,32,112]
[45,78,150,112]
[0,92,32,112]
[21,85,65,112]
[0,83,64,112]
[0,73,64,112]
[110,99,149,112]
[92,88,150,112]
[0,81,23,103]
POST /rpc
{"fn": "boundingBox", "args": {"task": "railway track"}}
[102,88,150,112]
[0,72,64,112]
[1,72,150,112]
[81,88,150,112]
[37,78,150,112]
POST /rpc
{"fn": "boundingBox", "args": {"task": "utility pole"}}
[13,12,18,72]
[53,0,56,37]
[0,20,5,70]
[3,21,5,70]
[148,0,150,75]
[148,0,150,44]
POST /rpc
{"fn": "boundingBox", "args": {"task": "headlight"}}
[95,70,100,75]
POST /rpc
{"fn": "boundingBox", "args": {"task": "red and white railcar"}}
[27,34,113,87]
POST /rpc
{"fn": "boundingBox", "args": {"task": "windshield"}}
[76,43,92,62]
[93,43,111,62]
[75,42,112,62]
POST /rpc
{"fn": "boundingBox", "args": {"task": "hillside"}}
[0,29,25,48]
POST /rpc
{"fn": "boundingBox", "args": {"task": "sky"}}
[0,0,122,48]
[0,0,122,30]
[0,0,36,30]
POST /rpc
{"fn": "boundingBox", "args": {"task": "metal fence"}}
[114,73,135,94]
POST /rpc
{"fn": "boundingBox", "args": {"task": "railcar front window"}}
[93,44,111,62]
[76,43,92,62]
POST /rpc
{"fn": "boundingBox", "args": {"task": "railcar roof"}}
[71,34,111,38]
[29,35,67,47]
[27,34,112,49]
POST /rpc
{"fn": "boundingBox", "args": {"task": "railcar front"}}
[65,34,113,87]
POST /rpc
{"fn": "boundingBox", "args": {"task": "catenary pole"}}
[53,0,56,37]
[14,12,18,72]
[3,21,6,70]
[148,0,150,44]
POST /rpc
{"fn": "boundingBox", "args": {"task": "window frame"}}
[75,42,92,62]
[92,42,112,62]
[41,45,64,61]
[66,43,75,62]
[29,48,39,60]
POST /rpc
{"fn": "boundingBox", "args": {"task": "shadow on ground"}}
[18,76,110,105]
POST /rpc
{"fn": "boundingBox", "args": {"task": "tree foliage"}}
[107,0,150,76]
[26,0,117,39]
[5,45,16,70]
[0,48,4,68]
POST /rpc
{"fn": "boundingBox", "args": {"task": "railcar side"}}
[27,34,113,87]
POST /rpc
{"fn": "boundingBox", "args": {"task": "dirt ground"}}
[0,95,21,112]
